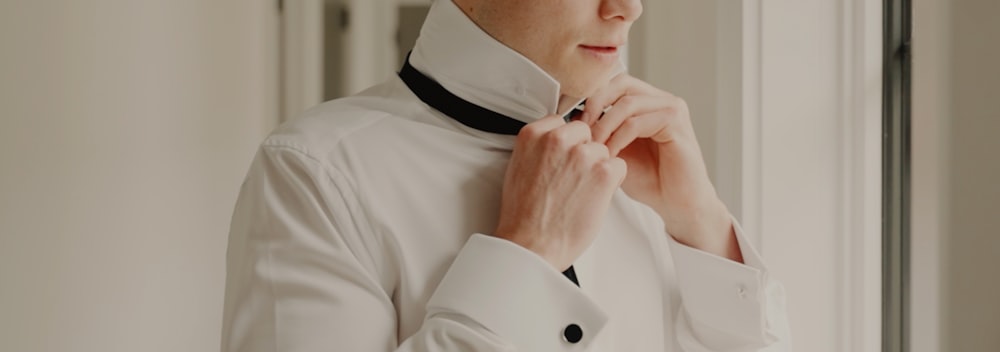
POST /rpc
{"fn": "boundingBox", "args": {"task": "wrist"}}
[493,229,572,271]
[658,199,734,252]
[657,196,724,229]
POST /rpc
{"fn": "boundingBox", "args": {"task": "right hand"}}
[494,114,628,271]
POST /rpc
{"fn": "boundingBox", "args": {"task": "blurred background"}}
[0,0,996,351]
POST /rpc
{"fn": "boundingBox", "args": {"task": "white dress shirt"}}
[221,0,791,351]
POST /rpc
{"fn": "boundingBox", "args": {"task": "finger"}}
[570,142,611,165]
[582,74,632,123]
[590,95,666,144]
[604,113,670,156]
[595,156,628,191]
[518,114,569,141]
[583,74,664,124]
[546,120,593,150]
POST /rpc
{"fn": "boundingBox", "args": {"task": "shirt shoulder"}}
[260,77,429,165]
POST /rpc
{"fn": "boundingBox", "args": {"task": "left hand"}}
[580,73,742,262]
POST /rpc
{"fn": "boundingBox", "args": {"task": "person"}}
[220,0,791,350]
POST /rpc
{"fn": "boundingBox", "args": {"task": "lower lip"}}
[580,45,620,62]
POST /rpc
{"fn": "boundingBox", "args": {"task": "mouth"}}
[578,43,624,63]
[579,45,620,55]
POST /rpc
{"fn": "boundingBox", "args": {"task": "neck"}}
[557,95,585,117]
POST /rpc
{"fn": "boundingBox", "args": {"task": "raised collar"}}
[408,0,588,125]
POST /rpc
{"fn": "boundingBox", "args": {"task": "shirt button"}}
[563,324,583,344]
[737,285,748,299]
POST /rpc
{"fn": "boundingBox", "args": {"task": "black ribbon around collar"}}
[399,56,526,135]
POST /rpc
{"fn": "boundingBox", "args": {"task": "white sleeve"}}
[221,144,608,352]
[667,218,793,351]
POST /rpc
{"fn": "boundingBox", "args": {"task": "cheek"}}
[508,25,575,66]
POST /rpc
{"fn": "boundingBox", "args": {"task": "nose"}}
[600,0,643,22]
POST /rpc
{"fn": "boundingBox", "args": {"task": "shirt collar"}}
[409,0,590,125]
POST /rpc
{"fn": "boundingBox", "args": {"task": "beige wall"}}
[943,1,1000,350]
[0,1,278,351]
[913,0,1000,351]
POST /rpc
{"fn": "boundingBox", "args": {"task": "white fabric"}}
[220,0,792,351]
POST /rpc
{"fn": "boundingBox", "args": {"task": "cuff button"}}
[563,324,583,343]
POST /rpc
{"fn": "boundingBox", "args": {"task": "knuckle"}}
[567,120,590,133]
[546,129,573,149]
[520,123,545,139]
[572,143,605,162]
[617,95,637,109]
[548,122,587,148]
[569,143,590,159]
[592,142,610,157]
[593,160,617,181]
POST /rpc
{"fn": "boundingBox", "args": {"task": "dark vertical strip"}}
[882,0,912,351]
[900,1,912,350]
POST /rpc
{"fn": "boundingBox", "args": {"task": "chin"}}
[551,60,616,98]
[565,74,609,98]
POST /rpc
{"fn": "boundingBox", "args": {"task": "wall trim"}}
[841,0,885,351]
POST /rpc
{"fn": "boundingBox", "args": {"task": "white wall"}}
[0,1,279,352]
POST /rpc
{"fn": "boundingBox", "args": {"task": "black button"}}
[563,324,583,343]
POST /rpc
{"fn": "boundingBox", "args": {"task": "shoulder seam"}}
[259,133,395,299]
[262,111,395,164]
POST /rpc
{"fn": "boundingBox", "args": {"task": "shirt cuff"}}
[426,234,608,351]
[666,218,771,339]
